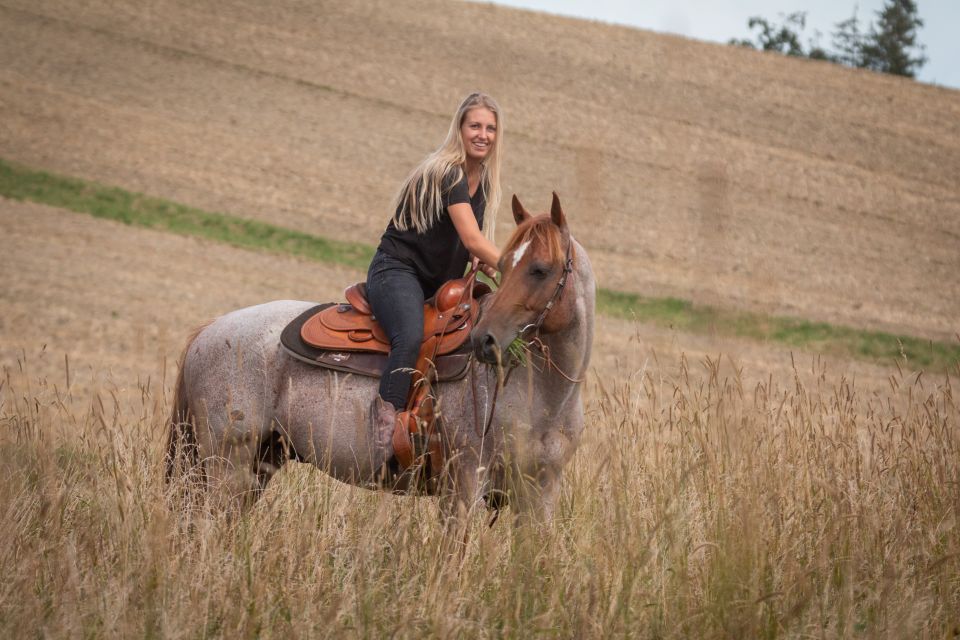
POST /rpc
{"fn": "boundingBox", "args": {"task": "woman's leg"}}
[365,253,426,409]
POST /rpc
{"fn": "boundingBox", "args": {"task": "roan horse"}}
[166,193,595,526]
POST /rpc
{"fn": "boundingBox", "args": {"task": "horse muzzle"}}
[471,329,504,365]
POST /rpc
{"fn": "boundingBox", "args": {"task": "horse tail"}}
[165,321,211,483]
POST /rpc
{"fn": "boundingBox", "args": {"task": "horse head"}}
[471,192,577,364]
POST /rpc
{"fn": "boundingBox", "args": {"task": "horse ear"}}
[550,192,567,230]
[512,194,532,225]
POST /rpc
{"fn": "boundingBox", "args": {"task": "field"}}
[1,0,959,637]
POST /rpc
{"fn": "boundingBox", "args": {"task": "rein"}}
[517,236,583,383]
[474,236,580,439]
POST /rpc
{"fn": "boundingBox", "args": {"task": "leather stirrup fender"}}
[392,410,416,469]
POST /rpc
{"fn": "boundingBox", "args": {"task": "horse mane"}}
[503,215,565,264]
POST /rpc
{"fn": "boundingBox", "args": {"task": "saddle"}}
[300,278,482,360]
[280,273,490,476]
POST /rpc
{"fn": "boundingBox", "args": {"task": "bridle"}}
[471,233,579,527]
[403,229,579,497]
[517,236,575,340]
[472,234,580,439]
[520,235,583,383]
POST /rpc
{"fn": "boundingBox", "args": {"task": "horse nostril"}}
[479,333,499,362]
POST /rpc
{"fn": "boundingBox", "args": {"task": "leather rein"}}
[473,235,580,439]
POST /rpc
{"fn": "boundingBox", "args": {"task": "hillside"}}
[2,4,959,635]
[1,0,958,343]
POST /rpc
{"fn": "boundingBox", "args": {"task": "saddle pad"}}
[279,304,472,381]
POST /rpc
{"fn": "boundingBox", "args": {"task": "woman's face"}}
[460,107,497,163]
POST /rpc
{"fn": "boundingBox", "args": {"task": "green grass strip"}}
[597,289,960,372]
[0,158,374,270]
[2,157,958,372]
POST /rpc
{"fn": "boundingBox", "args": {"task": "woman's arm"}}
[448,202,500,272]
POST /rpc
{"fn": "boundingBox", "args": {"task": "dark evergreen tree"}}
[728,2,928,81]
[832,8,865,67]
[860,0,927,77]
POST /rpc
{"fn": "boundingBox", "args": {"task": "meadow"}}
[2,347,957,638]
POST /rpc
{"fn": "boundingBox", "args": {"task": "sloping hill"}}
[1,0,957,341]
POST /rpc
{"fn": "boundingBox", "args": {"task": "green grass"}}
[0,158,374,270]
[3,156,958,372]
[597,289,960,371]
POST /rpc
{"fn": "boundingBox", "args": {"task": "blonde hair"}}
[390,92,502,243]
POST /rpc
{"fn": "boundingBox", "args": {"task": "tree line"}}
[730,0,927,79]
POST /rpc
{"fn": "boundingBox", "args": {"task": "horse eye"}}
[528,263,550,279]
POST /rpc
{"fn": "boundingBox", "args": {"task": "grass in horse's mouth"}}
[507,336,529,367]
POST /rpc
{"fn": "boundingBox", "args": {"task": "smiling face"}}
[460,107,497,163]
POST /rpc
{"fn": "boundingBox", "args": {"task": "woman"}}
[366,92,503,459]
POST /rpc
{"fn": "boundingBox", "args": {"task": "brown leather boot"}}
[371,396,397,463]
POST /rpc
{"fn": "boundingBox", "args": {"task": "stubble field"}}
[1,0,959,637]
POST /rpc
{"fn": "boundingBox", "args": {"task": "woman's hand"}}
[472,256,499,281]
[479,263,498,280]
[471,257,499,285]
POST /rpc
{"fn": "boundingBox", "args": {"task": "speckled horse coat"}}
[166,194,595,524]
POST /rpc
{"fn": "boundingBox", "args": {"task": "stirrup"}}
[392,410,417,468]
[392,402,444,476]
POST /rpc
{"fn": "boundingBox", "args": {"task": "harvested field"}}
[1,0,959,636]
[1,0,959,340]
[0,198,900,400]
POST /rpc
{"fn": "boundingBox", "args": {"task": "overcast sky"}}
[485,1,958,90]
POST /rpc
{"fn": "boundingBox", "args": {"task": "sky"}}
[486,1,959,90]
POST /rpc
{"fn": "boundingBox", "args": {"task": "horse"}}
[166,192,595,527]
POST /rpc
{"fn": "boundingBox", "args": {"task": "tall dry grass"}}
[2,351,958,638]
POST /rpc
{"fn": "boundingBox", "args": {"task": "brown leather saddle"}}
[301,278,481,360]
[279,274,490,476]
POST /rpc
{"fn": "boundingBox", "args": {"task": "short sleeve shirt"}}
[376,170,486,295]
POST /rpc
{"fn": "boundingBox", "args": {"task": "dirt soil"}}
[0,0,956,397]
[1,200,900,405]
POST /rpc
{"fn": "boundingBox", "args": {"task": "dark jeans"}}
[366,251,429,408]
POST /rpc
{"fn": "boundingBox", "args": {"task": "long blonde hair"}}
[390,92,502,243]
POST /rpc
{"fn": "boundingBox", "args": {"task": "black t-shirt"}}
[377,170,486,295]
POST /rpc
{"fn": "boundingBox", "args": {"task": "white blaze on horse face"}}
[511,240,532,269]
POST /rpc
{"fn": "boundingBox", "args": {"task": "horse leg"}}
[438,452,483,561]
[509,462,562,529]
[253,425,295,492]
[195,415,269,511]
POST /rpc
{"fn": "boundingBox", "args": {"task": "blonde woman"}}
[366,92,503,457]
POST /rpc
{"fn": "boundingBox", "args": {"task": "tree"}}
[730,12,809,57]
[832,8,865,67]
[806,29,832,61]
[729,2,928,80]
[860,0,927,77]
